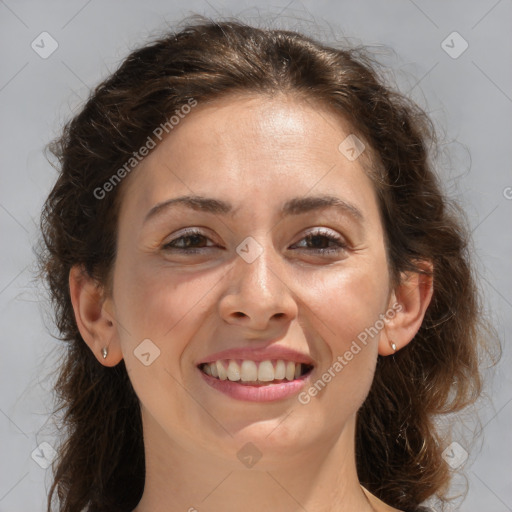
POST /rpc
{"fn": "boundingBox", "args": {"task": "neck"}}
[133,409,377,512]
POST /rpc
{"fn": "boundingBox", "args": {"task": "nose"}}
[218,239,298,331]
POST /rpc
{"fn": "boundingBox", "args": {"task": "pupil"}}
[186,235,202,246]
[310,235,327,248]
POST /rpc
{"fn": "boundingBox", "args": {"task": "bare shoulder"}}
[360,485,425,512]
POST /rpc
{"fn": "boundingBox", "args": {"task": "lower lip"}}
[198,368,312,402]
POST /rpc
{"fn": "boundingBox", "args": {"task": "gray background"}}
[0,1,511,511]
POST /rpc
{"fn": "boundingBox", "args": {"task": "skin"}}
[70,93,433,512]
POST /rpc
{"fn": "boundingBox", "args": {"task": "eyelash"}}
[162,228,348,256]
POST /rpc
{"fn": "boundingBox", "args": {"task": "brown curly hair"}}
[38,14,498,512]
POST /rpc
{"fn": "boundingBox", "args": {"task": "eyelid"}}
[300,226,345,241]
[291,227,348,252]
[162,226,349,256]
[162,227,215,249]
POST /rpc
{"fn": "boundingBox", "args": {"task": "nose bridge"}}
[237,235,286,301]
[218,235,297,327]
[247,231,272,271]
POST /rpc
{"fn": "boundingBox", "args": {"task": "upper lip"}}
[196,346,315,367]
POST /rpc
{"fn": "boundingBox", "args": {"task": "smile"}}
[198,359,314,401]
[199,359,313,383]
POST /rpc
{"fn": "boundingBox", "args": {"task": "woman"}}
[39,15,493,512]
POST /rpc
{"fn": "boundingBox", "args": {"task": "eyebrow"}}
[143,194,364,224]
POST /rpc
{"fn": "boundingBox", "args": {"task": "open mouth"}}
[198,359,314,386]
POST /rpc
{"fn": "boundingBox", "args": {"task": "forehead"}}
[117,93,378,223]
[155,93,349,161]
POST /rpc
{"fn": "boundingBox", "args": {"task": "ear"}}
[69,264,123,367]
[379,261,434,356]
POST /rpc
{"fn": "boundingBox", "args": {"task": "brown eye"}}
[291,228,347,256]
[162,229,216,253]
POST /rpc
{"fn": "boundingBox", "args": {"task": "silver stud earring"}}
[101,347,108,359]
[389,340,397,352]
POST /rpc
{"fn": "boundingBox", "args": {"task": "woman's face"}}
[108,93,394,463]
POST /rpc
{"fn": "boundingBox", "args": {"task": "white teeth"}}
[274,359,286,380]
[216,360,228,380]
[285,361,296,381]
[258,360,275,382]
[227,360,241,381]
[203,359,309,382]
[240,360,258,381]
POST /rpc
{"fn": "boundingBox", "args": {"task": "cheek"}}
[113,255,221,362]
[297,257,390,414]
[305,257,390,348]
[112,257,223,425]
